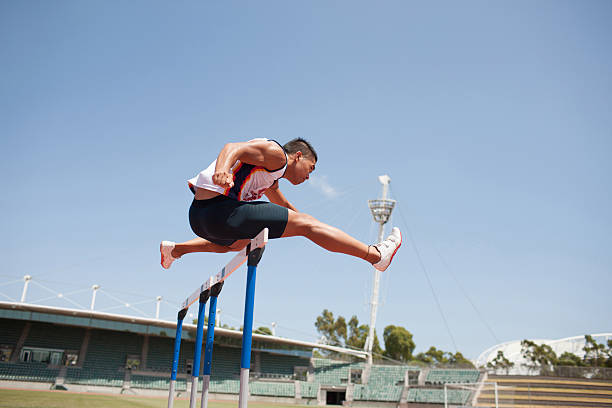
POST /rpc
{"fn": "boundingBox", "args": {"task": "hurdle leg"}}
[189,290,210,408]
[168,308,187,408]
[201,282,223,408]
[238,247,265,408]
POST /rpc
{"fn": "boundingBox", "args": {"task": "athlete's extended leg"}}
[281,210,401,270]
[160,238,250,269]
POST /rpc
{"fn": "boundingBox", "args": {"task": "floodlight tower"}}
[365,175,396,366]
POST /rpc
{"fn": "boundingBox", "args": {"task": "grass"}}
[0,389,313,408]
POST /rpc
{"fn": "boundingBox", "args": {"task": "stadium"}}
[2,298,612,407]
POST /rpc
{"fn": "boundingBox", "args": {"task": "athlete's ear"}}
[295,151,303,160]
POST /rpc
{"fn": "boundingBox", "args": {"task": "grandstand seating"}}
[298,381,319,399]
[259,352,308,378]
[65,329,143,387]
[131,374,171,390]
[368,364,410,386]
[407,388,472,404]
[426,368,480,384]
[23,322,85,350]
[250,381,295,397]
[65,366,123,387]
[0,362,59,383]
[354,383,403,402]
[312,358,351,385]
[479,375,612,408]
[0,319,26,345]
[209,379,241,394]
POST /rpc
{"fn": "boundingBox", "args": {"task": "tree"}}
[347,316,368,349]
[521,340,557,374]
[415,347,449,366]
[583,335,607,367]
[254,326,272,336]
[486,350,514,373]
[557,352,583,367]
[314,310,382,356]
[448,351,475,368]
[382,325,415,362]
[315,309,347,346]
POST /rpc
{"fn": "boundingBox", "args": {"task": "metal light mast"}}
[365,175,396,366]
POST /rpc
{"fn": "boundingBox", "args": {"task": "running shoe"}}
[373,227,402,272]
[160,241,177,269]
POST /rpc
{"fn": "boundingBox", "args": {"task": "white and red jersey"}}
[187,139,287,202]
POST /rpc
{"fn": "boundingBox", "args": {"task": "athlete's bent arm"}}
[264,181,298,212]
[213,140,286,189]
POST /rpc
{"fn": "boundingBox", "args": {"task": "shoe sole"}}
[160,242,170,269]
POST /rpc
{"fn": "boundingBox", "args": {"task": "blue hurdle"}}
[167,228,268,408]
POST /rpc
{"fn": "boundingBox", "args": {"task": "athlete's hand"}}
[213,171,234,189]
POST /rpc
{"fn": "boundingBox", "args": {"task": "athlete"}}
[160,138,401,271]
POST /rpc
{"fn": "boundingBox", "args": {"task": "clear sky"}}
[1,1,611,361]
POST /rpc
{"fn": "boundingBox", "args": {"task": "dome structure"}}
[475,333,612,372]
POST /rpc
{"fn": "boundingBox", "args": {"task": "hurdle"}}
[167,228,268,408]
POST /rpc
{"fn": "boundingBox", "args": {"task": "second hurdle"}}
[167,228,268,408]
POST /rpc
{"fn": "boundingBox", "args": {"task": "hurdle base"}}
[238,368,250,408]
[167,380,176,408]
[189,377,199,408]
[201,375,210,408]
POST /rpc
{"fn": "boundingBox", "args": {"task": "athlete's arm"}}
[213,140,286,189]
[265,181,298,212]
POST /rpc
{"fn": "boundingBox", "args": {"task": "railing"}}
[486,364,612,380]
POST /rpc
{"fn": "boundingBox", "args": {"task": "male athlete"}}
[160,138,401,271]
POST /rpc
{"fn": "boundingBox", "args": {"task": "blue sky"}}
[1,1,611,360]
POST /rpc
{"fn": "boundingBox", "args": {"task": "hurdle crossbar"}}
[180,228,268,311]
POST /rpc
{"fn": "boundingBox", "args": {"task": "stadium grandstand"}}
[0,301,491,406]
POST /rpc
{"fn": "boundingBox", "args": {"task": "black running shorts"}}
[188,195,289,246]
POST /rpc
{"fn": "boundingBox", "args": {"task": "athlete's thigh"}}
[226,201,289,239]
[281,209,319,238]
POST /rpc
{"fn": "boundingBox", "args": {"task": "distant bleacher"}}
[426,368,480,384]
[312,358,351,385]
[408,388,472,404]
[354,383,403,402]
[0,362,60,383]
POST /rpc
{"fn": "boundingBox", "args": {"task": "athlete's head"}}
[283,138,317,185]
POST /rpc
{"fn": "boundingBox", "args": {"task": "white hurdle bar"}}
[167,228,268,408]
[180,228,268,311]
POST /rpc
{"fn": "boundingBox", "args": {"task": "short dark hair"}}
[283,138,318,162]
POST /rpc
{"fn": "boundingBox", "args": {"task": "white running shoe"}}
[160,241,177,269]
[373,227,402,272]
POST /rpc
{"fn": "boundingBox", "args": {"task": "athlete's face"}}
[290,153,316,185]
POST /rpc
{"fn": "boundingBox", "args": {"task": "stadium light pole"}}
[90,285,100,310]
[20,275,32,303]
[156,296,162,319]
[365,175,395,366]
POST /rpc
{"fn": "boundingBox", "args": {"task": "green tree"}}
[521,340,558,374]
[314,310,382,356]
[415,347,449,366]
[254,326,272,336]
[583,335,607,367]
[486,350,514,373]
[315,309,347,346]
[448,351,475,368]
[382,325,415,362]
[557,352,583,367]
[347,316,368,349]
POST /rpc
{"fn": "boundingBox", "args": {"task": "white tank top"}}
[187,139,287,202]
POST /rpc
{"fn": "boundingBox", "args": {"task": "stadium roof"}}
[0,301,367,359]
[475,333,612,368]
